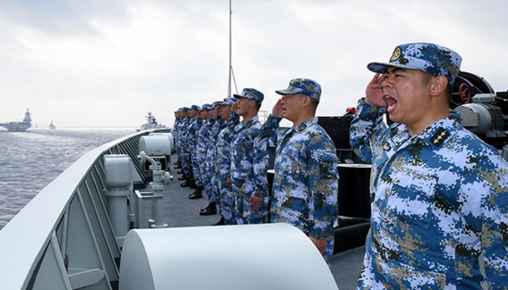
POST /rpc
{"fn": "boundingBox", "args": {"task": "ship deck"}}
[141,158,365,290]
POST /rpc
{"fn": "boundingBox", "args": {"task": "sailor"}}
[173,108,183,170]
[349,42,508,288]
[212,97,240,225]
[201,101,226,217]
[181,105,201,189]
[177,108,189,172]
[186,105,205,198]
[229,88,269,224]
[257,78,339,266]
[194,103,214,204]
[177,107,192,184]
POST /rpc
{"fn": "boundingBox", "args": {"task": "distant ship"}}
[0,108,32,132]
[137,111,167,131]
[49,121,56,130]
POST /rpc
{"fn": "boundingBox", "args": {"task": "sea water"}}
[0,128,135,230]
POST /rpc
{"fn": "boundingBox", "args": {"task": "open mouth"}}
[384,95,397,113]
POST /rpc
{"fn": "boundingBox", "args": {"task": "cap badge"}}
[390,47,402,62]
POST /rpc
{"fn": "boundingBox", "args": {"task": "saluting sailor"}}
[350,42,508,289]
[257,78,339,266]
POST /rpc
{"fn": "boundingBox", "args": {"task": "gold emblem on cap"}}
[390,47,402,62]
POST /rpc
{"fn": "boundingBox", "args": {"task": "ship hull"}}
[1,123,31,132]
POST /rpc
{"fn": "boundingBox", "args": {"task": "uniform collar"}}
[242,115,259,129]
[390,112,462,149]
[292,117,317,132]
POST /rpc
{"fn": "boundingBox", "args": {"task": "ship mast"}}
[227,0,238,98]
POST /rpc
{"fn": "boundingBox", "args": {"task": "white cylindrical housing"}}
[119,224,338,290]
[105,155,132,188]
[139,136,171,156]
[148,133,174,152]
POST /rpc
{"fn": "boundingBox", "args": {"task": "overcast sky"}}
[1,0,507,129]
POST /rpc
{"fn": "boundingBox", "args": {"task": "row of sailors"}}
[172,78,339,266]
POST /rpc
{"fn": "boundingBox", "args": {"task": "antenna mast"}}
[227,0,232,98]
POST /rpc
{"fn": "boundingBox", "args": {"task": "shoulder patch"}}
[430,128,450,147]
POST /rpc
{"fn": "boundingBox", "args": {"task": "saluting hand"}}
[232,101,240,113]
[272,98,284,118]
[365,73,387,107]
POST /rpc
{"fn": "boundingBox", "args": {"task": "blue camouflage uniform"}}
[207,103,226,213]
[173,108,185,164]
[178,113,192,177]
[214,99,240,224]
[257,78,339,266]
[197,104,214,201]
[350,43,508,289]
[186,105,203,185]
[230,89,269,224]
[172,109,180,152]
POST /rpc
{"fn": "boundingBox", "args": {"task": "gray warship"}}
[0,108,32,132]
[137,111,167,132]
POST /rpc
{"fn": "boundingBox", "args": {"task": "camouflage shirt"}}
[230,116,269,199]
[215,113,240,182]
[258,116,339,264]
[197,118,213,162]
[207,117,225,167]
[187,117,203,154]
[350,98,508,289]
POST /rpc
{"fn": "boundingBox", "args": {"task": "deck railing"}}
[0,129,170,290]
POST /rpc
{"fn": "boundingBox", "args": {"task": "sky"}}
[0,0,507,129]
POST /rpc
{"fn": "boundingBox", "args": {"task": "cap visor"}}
[368,62,424,74]
[275,89,298,96]
[367,62,392,74]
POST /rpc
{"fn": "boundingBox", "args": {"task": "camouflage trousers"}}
[191,150,202,187]
[181,150,192,178]
[323,236,334,267]
[209,167,221,211]
[198,159,213,201]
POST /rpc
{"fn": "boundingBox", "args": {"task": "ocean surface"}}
[0,128,135,230]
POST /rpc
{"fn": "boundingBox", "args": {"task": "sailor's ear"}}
[430,75,448,97]
[301,95,312,107]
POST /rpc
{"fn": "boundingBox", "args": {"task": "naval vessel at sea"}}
[0,108,32,132]
[137,111,167,132]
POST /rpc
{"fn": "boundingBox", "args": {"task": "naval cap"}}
[276,78,321,101]
[367,42,462,86]
[211,101,221,109]
[221,97,237,106]
[234,88,264,104]
[189,104,200,111]
[200,103,212,110]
